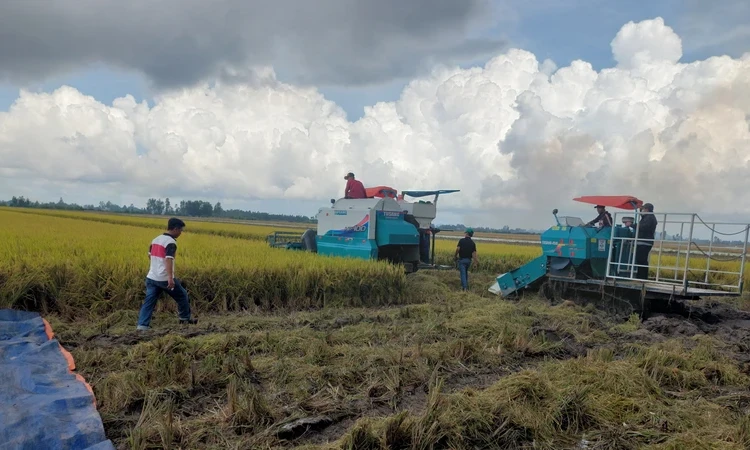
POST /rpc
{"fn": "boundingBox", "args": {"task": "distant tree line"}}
[0,196,546,233]
[1,195,316,223]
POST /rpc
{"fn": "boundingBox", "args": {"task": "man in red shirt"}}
[344,172,367,199]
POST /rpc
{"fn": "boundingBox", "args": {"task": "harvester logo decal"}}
[543,239,568,256]
[555,239,566,256]
[328,214,369,237]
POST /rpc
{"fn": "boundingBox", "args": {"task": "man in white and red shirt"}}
[136,217,197,330]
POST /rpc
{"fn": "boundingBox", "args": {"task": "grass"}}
[5,208,750,449]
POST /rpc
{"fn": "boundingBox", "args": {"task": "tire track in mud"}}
[290,299,750,447]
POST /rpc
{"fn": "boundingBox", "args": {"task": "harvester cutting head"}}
[266,187,459,273]
[489,195,750,319]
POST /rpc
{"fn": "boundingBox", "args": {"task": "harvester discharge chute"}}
[489,196,750,318]
[0,309,114,450]
[267,188,459,273]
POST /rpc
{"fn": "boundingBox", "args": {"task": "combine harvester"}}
[489,196,750,319]
[267,187,459,273]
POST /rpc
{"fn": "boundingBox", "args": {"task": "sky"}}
[0,0,748,230]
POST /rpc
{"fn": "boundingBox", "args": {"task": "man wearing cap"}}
[344,172,367,199]
[587,205,613,228]
[634,202,657,279]
[454,228,478,291]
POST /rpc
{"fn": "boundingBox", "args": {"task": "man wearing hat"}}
[454,228,478,291]
[587,205,613,228]
[344,172,367,199]
[634,202,657,280]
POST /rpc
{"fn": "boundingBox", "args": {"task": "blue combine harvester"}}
[267,188,459,273]
[488,195,750,318]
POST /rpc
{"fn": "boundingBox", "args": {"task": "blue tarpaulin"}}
[0,309,114,450]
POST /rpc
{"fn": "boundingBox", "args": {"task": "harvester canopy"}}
[573,195,643,210]
[402,189,460,198]
[365,186,398,198]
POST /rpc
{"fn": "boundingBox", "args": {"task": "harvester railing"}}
[606,212,750,295]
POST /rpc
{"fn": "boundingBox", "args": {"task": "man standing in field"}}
[455,228,478,291]
[136,217,197,331]
[344,172,367,199]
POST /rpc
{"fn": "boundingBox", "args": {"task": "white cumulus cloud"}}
[1,17,749,228]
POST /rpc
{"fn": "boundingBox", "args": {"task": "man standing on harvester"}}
[136,217,198,331]
[344,172,367,199]
[634,202,657,279]
[455,228,478,291]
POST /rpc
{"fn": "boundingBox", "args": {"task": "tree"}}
[214,202,223,216]
[199,201,213,217]
[164,198,173,215]
[146,198,159,215]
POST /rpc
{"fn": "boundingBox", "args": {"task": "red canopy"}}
[366,186,398,198]
[573,195,643,210]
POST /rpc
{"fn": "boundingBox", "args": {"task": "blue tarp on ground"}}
[0,309,115,450]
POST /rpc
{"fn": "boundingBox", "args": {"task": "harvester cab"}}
[489,195,750,318]
[266,187,459,273]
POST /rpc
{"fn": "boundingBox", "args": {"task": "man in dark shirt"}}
[634,202,657,279]
[454,228,478,290]
[587,205,613,228]
[344,172,367,199]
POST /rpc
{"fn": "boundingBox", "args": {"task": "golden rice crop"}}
[3,208,746,316]
[0,210,406,319]
[432,238,542,274]
[0,207,307,241]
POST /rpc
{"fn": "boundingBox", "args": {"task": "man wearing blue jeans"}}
[136,217,197,331]
[454,228,478,291]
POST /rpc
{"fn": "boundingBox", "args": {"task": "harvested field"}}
[3,208,750,449]
[47,273,750,449]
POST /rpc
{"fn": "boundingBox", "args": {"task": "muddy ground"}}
[49,272,750,449]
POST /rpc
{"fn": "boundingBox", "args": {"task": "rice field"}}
[0,207,292,241]
[0,210,406,319]
[2,208,746,307]
[4,207,750,449]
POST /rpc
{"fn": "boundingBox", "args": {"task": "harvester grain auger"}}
[488,196,750,319]
[266,187,460,273]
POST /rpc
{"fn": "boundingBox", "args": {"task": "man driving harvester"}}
[587,204,613,228]
[344,172,367,199]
